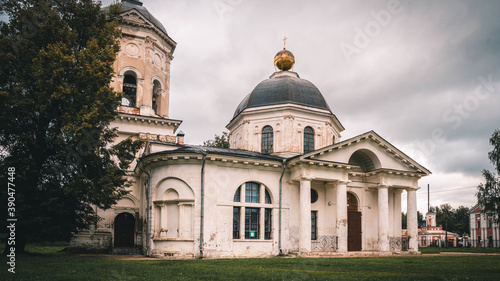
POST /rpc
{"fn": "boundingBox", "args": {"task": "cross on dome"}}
[274,38,295,71]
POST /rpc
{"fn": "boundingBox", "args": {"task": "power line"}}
[416,186,477,195]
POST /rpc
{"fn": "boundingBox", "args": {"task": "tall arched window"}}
[152,80,161,114]
[232,182,273,240]
[304,126,315,154]
[122,74,137,107]
[261,126,273,154]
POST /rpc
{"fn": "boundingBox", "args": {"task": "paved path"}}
[77,251,500,260]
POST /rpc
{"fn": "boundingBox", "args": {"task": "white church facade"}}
[70,0,430,258]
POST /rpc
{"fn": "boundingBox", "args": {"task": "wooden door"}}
[348,211,362,251]
[114,212,135,247]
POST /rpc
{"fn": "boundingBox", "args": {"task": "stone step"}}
[112,247,142,255]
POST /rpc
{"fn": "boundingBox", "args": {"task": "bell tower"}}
[109,0,176,118]
[107,0,182,143]
[426,208,437,227]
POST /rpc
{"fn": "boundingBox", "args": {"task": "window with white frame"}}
[232,182,273,240]
[261,126,273,154]
[303,126,315,154]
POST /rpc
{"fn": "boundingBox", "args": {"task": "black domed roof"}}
[104,0,168,36]
[233,71,332,118]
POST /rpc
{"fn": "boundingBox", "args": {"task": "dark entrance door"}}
[114,212,135,247]
[348,211,362,251]
[347,192,362,251]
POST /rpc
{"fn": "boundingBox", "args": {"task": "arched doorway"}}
[347,193,362,251]
[114,212,135,247]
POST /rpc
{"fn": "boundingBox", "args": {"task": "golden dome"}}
[274,48,295,71]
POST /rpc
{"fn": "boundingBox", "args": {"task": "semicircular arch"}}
[348,149,381,173]
[232,180,274,204]
[119,66,143,79]
[151,76,165,89]
[116,194,139,208]
[347,191,360,212]
[154,177,194,200]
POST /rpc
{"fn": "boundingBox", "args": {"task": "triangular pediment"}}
[116,9,176,51]
[470,204,481,213]
[300,131,430,175]
[120,10,153,28]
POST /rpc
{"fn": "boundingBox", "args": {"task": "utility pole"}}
[427,184,430,212]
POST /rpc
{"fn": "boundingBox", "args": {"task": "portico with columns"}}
[285,130,428,254]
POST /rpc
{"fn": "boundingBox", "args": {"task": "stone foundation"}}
[69,229,112,253]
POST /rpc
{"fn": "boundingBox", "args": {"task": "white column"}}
[495,222,498,247]
[482,222,485,247]
[336,180,349,252]
[378,186,390,252]
[407,188,418,252]
[299,178,312,253]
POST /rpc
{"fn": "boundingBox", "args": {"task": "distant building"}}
[470,204,500,247]
[418,209,460,247]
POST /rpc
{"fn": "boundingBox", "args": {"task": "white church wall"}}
[285,181,300,253]
[324,184,337,238]
[362,188,379,250]
[207,163,284,257]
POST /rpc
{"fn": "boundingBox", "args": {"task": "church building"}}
[417,208,461,247]
[70,0,430,258]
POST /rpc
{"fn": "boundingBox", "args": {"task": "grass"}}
[419,246,500,254]
[1,245,499,280]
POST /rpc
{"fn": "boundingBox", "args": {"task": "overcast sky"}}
[110,0,499,214]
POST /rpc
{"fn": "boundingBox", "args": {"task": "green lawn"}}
[419,246,500,254]
[1,245,499,280]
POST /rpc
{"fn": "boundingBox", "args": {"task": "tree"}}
[477,129,500,222]
[435,203,453,230]
[0,0,143,253]
[417,211,425,227]
[401,211,424,229]
[453,206,470,236]
[429,204,470,235]
[203,131,230,148]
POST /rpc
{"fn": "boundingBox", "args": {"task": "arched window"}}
[304,126,315,154]
[152,80,161,114]
[232,182,273,240]
[261,126,273,154]
[122,74,137,107]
